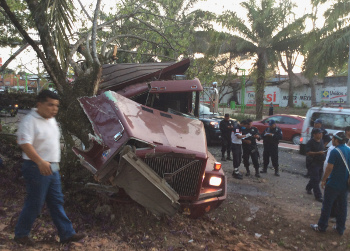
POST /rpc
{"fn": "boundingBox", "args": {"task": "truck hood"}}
[75,91,207,173]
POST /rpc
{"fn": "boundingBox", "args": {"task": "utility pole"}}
[236,68,246,114]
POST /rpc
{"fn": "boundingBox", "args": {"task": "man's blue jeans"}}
[15,160,76,241]
[318,185,348,234]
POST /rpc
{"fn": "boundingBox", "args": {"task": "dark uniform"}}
[219,118,234,161]
[261,123,283,176]
[305,135,325,201]
[306,127,331,177]
[242,125,260,177]
[269,103,273,116]
[311,127,331,146]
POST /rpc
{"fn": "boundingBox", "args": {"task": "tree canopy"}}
[217,0,307,119]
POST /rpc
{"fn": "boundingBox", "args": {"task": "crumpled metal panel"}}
[72,92,129,174]
[112,150,180,216]
[149,79,203,93]
[100,59,191,92]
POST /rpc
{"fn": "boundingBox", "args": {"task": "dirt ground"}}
[1,141,350,250]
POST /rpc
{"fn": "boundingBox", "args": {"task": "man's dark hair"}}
[240,120,246,125]
[334,131,347,144]
[345,126,350,132]
[246,118,252,123]
[37,90,59,103]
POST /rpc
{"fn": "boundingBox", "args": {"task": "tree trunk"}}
[309,76,317,106]
[287,58,295,108]
[255,52,265,120]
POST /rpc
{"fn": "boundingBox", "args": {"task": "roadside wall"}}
[209,76,349,108]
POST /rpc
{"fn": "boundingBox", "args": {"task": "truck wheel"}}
[292,134,301,145]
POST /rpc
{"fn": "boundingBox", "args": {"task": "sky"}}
[0,0,331,75]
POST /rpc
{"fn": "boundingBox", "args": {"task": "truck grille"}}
[143,157,204,197]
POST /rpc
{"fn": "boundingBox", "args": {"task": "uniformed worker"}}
[305,128,326,202]
[219,113,234,161]
[306,119,331,178]
[312,119,331,147]
[261,120,283,176]
[241,119,261,177]
[230,120,246,179]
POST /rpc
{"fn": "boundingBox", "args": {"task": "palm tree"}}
[218,0,306,119]
[305,0,350,104]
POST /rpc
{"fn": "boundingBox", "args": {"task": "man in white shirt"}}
[231,120,247,179]
[14,90,85,246]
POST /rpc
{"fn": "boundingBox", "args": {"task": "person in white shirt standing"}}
[231,120,247,179]
[14,90,85,246]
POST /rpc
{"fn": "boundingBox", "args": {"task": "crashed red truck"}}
[73,59,227,218]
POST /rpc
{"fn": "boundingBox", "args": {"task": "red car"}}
[252,114,305,145]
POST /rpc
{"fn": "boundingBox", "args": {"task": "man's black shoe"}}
[232,173,243,180]
[306,189,312,195]
[61,233,86,244]
[255,173,261,178]
[316,197,323,203]
[221,157,226,161]
[260,169,267,173]
[226,156,232,160]
[274,172,280,177]
[245,171,250,176]
[14,236,35,247]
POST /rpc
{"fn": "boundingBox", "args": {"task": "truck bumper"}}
[180,176,227,218]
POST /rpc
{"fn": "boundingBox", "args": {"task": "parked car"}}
[252,114,305,145]
[198,104,236,145]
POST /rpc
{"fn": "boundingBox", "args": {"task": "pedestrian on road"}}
[14,90,85,246]
[311,132,350,235]
[241,119,261,177]
[230,120,246,179]
[305,128,325,202]
[261,120,283,176]
[220,113,234,161]
[305,119,331,178]
[268,103,274,116]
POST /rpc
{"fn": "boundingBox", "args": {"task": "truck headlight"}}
[209,121,219,128]
[209,176,222,186]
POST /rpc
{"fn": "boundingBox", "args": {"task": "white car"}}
[300,106,350,154]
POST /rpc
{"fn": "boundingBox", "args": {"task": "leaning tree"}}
[0,0,212,174]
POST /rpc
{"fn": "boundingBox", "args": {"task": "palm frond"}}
[46,0,75,68]
[324,0,350,27]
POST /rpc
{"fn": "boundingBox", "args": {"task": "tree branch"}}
[0,43,30,71]
[117,49,175,60]
[133,17,175,51]
[0,0,64,93]
[91,0,102,66]
[76,0,92,21]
